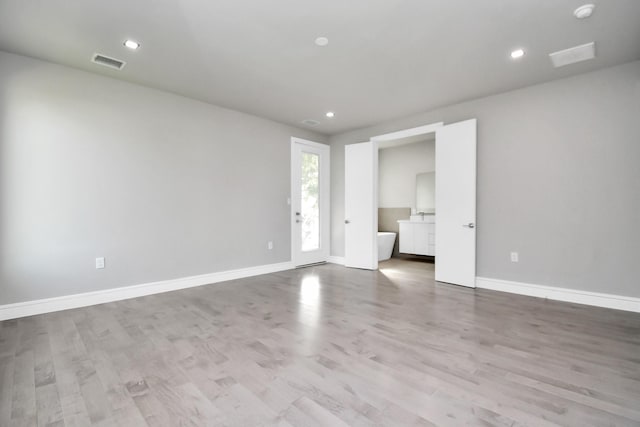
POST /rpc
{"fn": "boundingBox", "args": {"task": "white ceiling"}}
[1,1,639,135]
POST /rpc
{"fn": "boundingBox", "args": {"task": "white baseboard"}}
[476,277,640,313]
[0,261,294,321]
[327,256,345,265]
[6,264,636,321]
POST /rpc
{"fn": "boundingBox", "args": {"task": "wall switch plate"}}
[510,252,519,263]
[287,197,291,205]
[96,257,105,269]
[268,241,274,250]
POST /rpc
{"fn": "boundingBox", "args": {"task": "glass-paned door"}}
[292,139,329,266]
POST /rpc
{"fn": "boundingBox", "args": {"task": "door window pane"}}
[301,152,320,252]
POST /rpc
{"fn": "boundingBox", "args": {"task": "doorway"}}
[291,138,330,267]
[344,119,477,288]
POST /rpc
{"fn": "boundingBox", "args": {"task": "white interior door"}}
[435,119,477,287]
[291,138,330,267]
[345,142,378,270]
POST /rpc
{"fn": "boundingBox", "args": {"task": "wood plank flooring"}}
[1,258,640,426]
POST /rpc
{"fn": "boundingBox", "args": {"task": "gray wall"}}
[379,140,434,208]
[331,60,640,297]
[0,51,326,305]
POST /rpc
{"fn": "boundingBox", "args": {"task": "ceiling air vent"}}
[302,119,320,127]
[549,42,595,68]
[91,53,126,70]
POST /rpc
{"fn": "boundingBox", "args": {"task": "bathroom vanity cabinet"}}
[398,218,435,256]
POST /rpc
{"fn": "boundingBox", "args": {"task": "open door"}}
[435,119,477,287]
[344,142,378,270]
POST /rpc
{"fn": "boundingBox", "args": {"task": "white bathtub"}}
[377,232,397,261]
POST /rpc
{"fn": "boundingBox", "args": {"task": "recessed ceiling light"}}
[574,4,595,19]
[315,37,329,47]
[325,111,335,118]
[510,48,525,59]
[124,39,140,50]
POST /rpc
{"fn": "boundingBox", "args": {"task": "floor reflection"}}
[300,275,320,307]
[297,274,321,353]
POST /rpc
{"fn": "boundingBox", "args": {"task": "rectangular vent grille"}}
[302,119,320,127]
[549,42,595,68]
[91,53,126,70]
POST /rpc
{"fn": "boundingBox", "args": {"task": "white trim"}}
[0,261,294,321]
[476,277,640,313]
[370,122,443,142]
[360,122,442,272]
[327,256,345,265]
[291,136,328,150]
[291,140,297,266]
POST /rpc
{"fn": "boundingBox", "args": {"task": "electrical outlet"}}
[268,241,274,250]
[96,257,105,269]
[510,252,519,263]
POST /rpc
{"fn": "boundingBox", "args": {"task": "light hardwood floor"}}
[1,259,640,426]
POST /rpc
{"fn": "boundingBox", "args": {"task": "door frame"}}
[368,122,443,269]
[291,137,330,267]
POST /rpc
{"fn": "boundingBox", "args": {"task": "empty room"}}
[1,1,640,426]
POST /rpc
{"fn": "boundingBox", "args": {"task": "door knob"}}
[345,220,350,224]
[462,222,475,228]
